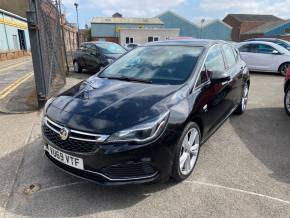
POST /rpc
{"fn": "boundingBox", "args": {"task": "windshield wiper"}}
[100,76,152,84]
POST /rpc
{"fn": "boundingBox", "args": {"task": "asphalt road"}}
[0,56,36,112]
[1,72,290,217]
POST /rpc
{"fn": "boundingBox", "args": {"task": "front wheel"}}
[284,86,290,116]
[172,122,201,182]
[73,61,82,73]
[235,83,249,115]
[279,63,289,76]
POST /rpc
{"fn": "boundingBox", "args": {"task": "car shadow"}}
[230,107,290,184]
[1,137,177,217]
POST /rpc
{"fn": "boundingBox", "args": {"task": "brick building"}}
[223,14,283,41]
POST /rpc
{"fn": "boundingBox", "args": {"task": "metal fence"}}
[27,0,66,106]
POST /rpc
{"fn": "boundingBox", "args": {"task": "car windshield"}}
[97,43,126,54]
[99,46,203,85]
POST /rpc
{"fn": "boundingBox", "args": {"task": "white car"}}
[238,41,290,75]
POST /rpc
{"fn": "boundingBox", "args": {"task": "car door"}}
[194,45,233,134]
[253,43,283,72]
[84,44,101,71]
[239,44,259,70]
[222,44,244,107]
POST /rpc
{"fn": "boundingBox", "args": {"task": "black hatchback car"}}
[73,41,126,73]
[42,40,250,185]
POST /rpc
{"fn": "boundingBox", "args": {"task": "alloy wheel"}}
[280,64,289,76]
[179,127,200,176]
[286,89,290,113]
[74,62,79,72]
[241,84,249,111]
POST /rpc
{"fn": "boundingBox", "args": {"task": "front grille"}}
[43,126,98,153]
[42,117,109,153]
[101,162,157,179]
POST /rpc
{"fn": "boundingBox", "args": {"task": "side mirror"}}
[209,70,231,83]
[272,50,279,55]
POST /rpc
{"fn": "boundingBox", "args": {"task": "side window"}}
[196,66,209,87]
[239,44,257,53]
[256,44,276,54]
[222,44,236,68]
[205,45,226,73]
[87,44,97,55]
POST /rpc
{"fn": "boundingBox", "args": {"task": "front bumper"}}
[42,120,180,185]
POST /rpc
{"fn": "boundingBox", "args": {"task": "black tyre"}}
[284,86,290,116]
[73,61,82,73]
[235,83,249,115]
[172,122,201,182]
[279,63,289,76]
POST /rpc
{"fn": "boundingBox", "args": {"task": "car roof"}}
[83,41,117,45]
[248,38,283,42]
[143,39,228,48]
[239,40,279,46]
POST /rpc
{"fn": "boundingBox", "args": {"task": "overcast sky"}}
[62,0,290,28]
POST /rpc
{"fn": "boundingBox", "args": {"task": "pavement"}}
[0,71,290,217]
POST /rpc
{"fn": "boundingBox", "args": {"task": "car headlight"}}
[107,111,170,144]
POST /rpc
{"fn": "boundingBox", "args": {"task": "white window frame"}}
[148,36,159,42]
[125,36,134,44]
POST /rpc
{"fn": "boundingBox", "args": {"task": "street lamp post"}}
[200,19,205,39]
[74,2,80,47]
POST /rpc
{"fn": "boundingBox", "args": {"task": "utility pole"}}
[74,2,80,48]
[200,19,205,39]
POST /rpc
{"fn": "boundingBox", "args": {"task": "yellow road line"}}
[0,72,34,100]
[0,60,32,74]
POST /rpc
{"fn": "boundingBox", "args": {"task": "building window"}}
[126,37,134,44]
[148,36,159,42]
[148,36,153,42]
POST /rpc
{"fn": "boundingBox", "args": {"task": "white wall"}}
[119,28,179,45]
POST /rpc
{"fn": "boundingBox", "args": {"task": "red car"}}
[284,66,290,115]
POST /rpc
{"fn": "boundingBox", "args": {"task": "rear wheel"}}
[235,83,249,115]
[172,122,201,182]
[73,61,82,73]
[284,86,290,116]
[279,63,289,76]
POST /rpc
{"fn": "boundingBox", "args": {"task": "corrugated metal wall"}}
[0,9,31,52]
[158,11,232,41]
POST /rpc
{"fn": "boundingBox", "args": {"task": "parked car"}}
[124,43,140,51]
[284,66,290,115]
[238,41,290,75]
[73,41,126,73]
[42,39,250,185]
[245,38,290,51]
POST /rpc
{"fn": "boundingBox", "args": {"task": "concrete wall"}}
[91,23,164,38]
[119,28,179,45]
[0,9,30,52]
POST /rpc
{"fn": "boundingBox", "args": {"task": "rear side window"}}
[222,44,236,68]
[205,45,225,72]
[239,44,257,53]
[256,44,276,54]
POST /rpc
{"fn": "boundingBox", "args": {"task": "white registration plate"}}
[46,145,84,170]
